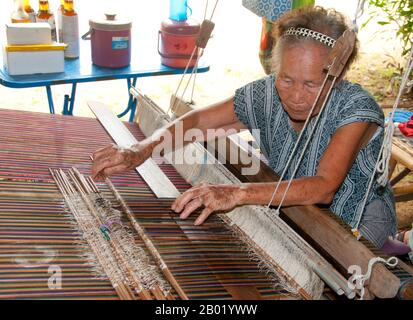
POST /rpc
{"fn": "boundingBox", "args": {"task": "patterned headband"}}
[283,27,336,47]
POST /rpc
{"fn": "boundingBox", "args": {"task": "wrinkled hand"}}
[91,143,151,180]
[172,183,245,225]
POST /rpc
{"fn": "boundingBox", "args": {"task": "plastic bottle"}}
[23,0,36,22]
[36,0,57,41]
[62,0,79,59]
[169,0,189,21]
[11,0,31,23]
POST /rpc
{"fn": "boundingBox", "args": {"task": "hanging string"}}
[377,46,413,186]
[352,0,367,32]
[352,45,413,236]
[266,71,331,209]
[350,256,398,300]
[166,0,219,117]
[204,0,209,20]
[190,49,200,103]
[167,46,200,116]
[273,78,337,214]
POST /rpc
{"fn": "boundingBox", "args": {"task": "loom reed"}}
[50,168,176,300]
[94,176,186,300]
[49,169,134,300]
[70,168,168,300]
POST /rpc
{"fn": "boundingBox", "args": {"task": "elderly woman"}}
[92,6,397,250]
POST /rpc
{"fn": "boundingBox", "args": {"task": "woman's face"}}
[275,42,330,123]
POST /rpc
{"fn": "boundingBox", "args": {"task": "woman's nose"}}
[290,84,305,103]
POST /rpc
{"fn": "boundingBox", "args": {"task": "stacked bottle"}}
[61,0,79,59]
[11,0,31,23]
[36,0,57,42]
[23,0,36,22]
[57,0,64,42]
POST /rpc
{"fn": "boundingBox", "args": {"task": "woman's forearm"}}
[239,176,336,207]
[137,96,243,156]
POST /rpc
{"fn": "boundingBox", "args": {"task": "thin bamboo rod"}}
[49,170,129,300]
[70,168,156,300]
[65,169,141,300]
[50,169,134,300]
[103,177,188,300]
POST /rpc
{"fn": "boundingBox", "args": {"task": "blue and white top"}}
[233,75,396,229]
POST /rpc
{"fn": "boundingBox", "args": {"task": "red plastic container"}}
[159,18,200,68]
[82,13,132,68]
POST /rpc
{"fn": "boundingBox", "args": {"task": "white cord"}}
[166,0,219,117]
[352,45,413,234]
[352,0,366,32]
[377,46,413,186]
[266,74,330,209]
[350,256,398,300]
[274,78,336,214]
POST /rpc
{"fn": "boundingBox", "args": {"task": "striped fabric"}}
[0,109,297,300]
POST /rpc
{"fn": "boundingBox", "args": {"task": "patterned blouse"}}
[233,74,396,229]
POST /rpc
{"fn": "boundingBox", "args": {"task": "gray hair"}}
[270,6,358,75]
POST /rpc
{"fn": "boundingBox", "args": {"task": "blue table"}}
[0,42,209,122]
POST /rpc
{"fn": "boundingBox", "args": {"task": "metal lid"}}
[161,18,200,35]
[89,13,132,31]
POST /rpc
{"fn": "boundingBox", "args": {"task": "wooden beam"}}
[88,101,180,199]
[392,139,413,171]
[212,136,405,299]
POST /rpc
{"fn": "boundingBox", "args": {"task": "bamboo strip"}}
[103,177,189,300]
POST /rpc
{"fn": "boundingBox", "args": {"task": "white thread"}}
[275,78,336,213]
[351,256,398,300]
[352,0,366,32]
[166,0,219,117]
[352,45,413,233]
[267,74,330,209]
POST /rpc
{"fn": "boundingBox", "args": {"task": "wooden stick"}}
[69,168,152,300]
[104,177,189,300]
[50,169,133,300]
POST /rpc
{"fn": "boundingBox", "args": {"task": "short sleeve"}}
[335,83,384,129]
[233,76,277,157]
[233,85,251,129]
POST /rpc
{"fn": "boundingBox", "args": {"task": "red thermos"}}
[159,0,200,68]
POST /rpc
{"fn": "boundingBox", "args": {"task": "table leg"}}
[117,77,137,122]
[128,78,137,123]
[46,86,55,114]
[68,83,77,115]
[62,83,77,116]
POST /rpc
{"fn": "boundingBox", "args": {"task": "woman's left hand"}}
[172,183,245,225]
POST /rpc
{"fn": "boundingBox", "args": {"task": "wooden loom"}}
[0,108,309,300]
[128,86,413,300]
[1,96,413,300]
[1,27,413,298]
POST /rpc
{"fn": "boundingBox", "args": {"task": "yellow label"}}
[6,43,67,52]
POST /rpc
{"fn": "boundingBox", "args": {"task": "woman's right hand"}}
[91,142,152,181]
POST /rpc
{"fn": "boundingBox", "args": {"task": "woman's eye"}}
[305,82,318,89]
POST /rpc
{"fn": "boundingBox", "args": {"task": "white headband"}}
[283,27,336,47]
